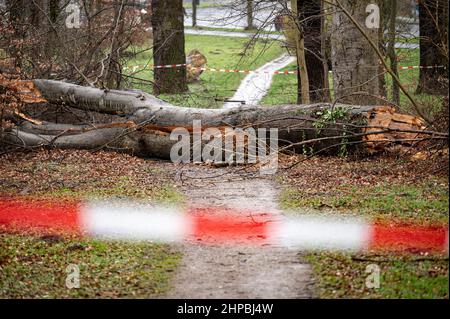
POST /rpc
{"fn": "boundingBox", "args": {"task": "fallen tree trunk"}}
[1,79,438,160]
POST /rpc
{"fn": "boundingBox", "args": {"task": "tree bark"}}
[192,0,198,27]
[0,79,430,159]
[151,0,188,95]
[49,0,60,23]
[245,0,256,30]
[417,0,449,95]
[387,0,400,107]
[298,0,327,103]
[5,0,26,70]
[330,0,381,105]
[291,0,310,104]
[377,0,388,99]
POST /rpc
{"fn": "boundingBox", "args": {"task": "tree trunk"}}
[298,0,327,103]
[1,79,430,159]
[321,0,333,103]
[245,0,256,30]
[291,0,310,104]
[104,2,125,89]
[46,0,61,66]
[151,0,188,95]
[417,0,449,95]
[192,0,198,27]
[49,0,59,23]
[387,0,400,107]
[5,0,26,70]
[377,0,388,99]
[330,0,381,105]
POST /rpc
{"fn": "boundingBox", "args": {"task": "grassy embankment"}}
[125,34,285,108]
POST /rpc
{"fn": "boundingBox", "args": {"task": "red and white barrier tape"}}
[398,65,446,70]
[123,63,446,75]
[123,64,187,72]
[123,64,298,75]
[1,199,448,252]
[201,67,298,75]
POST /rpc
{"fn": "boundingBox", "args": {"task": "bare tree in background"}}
[1,0,148,84]
[377,0,388,99]
[192,0,198,27]
[290,0,310,104]
[246,0,256,30]
[374,0,400,104]
[417,0,448,95]
[151,0,188,94]
[387,0,400,106]
[104,1,126,88]
[298,0,327,103]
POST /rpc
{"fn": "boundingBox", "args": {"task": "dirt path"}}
[165,167,316,298]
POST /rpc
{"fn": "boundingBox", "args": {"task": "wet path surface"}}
[223,53,296,109]
[165,168,315,298]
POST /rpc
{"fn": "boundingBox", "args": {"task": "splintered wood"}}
[363,106,426,152]
[0,74,47,104]
[0,74,47,125]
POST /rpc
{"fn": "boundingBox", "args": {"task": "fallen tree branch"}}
[1,79,440,160]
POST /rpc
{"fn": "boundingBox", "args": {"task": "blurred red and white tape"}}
[0,199,448,253]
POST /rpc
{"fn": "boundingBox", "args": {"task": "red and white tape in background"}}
[123,64,446,75]
[398,65,447,71]
[0,199,448,253]
[123,64,298,75]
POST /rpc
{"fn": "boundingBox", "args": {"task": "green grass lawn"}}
[283,182,449,299]
[125,34,285,108]
[260,60,298,105]
[281,181,449,224]
[305,252,448,299]
[0,234,180,298]
[280,157,449,299]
